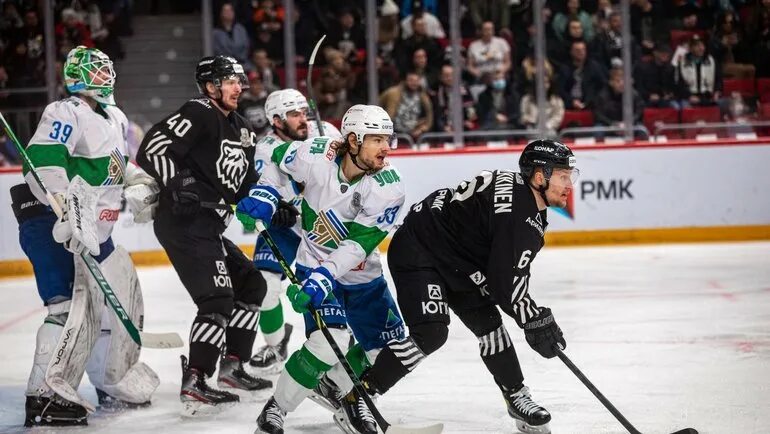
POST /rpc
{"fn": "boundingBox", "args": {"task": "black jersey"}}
[136,97,258,220]
[403,170,547,327]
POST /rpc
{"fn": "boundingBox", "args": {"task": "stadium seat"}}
[680,106,721,138]
[560,110,594,129]
[643,107,680,138]
[723,78,755,98]
[757,78,770,103]
[669,30,707,50]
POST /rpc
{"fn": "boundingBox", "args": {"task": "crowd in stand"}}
[211,0,770,142]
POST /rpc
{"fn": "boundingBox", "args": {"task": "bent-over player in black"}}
[360,140,579,434]
[136,55,271,415]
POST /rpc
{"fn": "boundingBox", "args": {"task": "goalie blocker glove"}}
[523,307,565,359]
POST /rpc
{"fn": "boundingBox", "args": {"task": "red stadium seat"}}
[680,106,721,138]
[757,78,770,103]
[722,78,755,98]
[560,110,594,129]
[643,107,680,138]
[670,30,707,50]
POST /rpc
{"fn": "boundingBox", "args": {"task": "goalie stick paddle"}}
[307,34,326,136]
[556,348,698,434]
[0,112,183,350]
[253,219,443,434]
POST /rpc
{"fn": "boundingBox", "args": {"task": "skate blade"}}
[180,400,236,418]
[515,420,551,434]
[333,412,358,434]
[248,360,286,375]
[25,415,88,427]
[385,423,444,434]
[215,384,271,403]
[308,392,341,413]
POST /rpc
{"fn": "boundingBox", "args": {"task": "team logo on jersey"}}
[240,127,255,148]
[216,139,249,192]
[103,148,126,186]
[308,209,349,248]
[350,192,362,212]
[427,284,442,300]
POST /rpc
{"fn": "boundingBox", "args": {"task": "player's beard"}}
[285,122,308,141]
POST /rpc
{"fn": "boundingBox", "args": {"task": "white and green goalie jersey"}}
[258,136,405,286]
[24,96,129,243]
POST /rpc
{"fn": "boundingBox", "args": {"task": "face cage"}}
[80,57,116,91]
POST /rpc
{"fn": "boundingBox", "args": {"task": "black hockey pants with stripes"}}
[154,207,267,376]
[362,219,525,395]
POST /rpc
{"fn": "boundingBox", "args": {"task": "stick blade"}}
[670,429,699,434]
[139,331,184,349]
[386,423,444,434]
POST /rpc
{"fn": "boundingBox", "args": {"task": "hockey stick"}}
[556,348,698,434]
[254,219,443,434]
[307,34,326,136]
[0,112,183,349]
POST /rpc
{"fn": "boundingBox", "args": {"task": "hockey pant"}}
[273,267,405,412]
[154,208,267,376]
[25,246,159,412]
[362,223,526,395]
[253,224,301,346]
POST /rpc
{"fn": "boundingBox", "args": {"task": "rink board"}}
[2,141,770,276]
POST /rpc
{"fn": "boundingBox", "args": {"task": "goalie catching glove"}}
[523,307,566,359]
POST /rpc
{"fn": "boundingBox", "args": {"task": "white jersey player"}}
[10,46,159,427]
[249,89,341,373]
[236,104,406,434]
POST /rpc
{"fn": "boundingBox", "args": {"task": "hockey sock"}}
[226,302,260,360]
[477,324,524,388]
[259,303,285,346]
[189,314,226,377]
[362,337,426,394]
[345,343,371,377]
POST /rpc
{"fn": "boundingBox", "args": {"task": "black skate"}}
[218,354,273,396]
[180,355,239,417]
[24,395,88,427]
[335,388,378,434]
[96,388,152,412]
[308,374,344,412]
[504,385,552,434]
[255,396,286,434]
[250,323,294,373]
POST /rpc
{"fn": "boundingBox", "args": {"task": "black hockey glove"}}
[166,170,201,216]
[270,200,299,228]
[523,307,566,359]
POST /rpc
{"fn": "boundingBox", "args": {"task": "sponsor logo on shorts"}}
[213,260,232,288]
[427,284,442,300]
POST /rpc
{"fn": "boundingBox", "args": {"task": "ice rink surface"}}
[0,242,768,434]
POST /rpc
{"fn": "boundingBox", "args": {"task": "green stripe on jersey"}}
[25,143,127,186]
[271,141,293,165]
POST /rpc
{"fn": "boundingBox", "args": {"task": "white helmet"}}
[341,104,396,149]
[264,89,308,123]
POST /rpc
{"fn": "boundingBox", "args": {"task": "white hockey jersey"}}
[258,136,405,286]
[25,97,129,242]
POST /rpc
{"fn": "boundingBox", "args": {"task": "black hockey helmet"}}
[519,139,576,180]
[195,55,249,94]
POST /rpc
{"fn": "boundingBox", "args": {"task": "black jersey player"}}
[357,140,578,434]
[136,55,271,416]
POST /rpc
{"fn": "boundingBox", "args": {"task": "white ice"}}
[1,242,768,434]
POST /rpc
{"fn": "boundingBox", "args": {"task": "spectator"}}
[670,5,705,66]
[5,38,45,89]
[252,0,284,35]
[379,0,401,64]
[326,7,366,64]
[630,0,661,53]
[252,48,280,93]
[238,70,270,138]
[252,24,283,63]
[593,68,644,136]
[634,43,680,108]
[519,77,565,137]
[594,11,641,70]
[0,66,10,109]
[469,0,510,33]
[380,70,433,140]
[558,40,607,109]
[710,10,755,79]
[401,1,446,39]
[55,8,94,49]
[315,48,354,119]
[676,35,722,106]
[518,47,554,93]
[95,11,125,61]
[431,63,477,132]
[549,18,587,68]
[21,10,44,63]
[213,2,252,69]
[0,1,23,34]
[476,68,520,130]
[749,6,770,77]
[467,21,512,82]
[395,15,443,72]
[411,48,438,89]
[552,0,595,42]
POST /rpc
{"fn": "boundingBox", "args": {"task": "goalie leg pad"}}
[26,301,70,397]
[84,246,159,403]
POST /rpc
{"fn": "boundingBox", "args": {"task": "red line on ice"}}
[0,306,44,332]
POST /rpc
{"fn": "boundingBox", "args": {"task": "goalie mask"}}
[64,46,116,106]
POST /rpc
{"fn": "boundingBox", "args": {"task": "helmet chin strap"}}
[349,140,377,175]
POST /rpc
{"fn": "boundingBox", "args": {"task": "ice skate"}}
[24,395,88,427]
[180,355,239,417]
[250,323,293,373]
[504,385,551,434]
